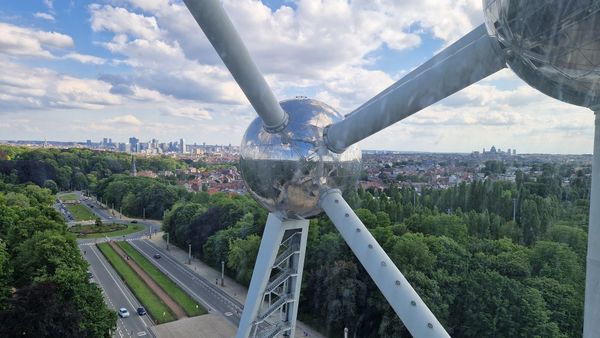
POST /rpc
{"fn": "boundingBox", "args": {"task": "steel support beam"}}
[324,24,506,153]
[320,189,450,338]
[584,109,600,337]
[237,213,309,338]
[183,0,288,132]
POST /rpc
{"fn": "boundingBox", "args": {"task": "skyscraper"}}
[129,137,139,153]
[180,138,186,154]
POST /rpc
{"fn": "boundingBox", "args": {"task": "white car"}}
[118,308,130,318]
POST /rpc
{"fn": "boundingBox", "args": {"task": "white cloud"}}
[162,106,213,121]
[89,0,483,114]
[33,12,55,22]
[0,58,120,111]
[0,22,73,58]
[44,0,54,10]
[90,4,161,40]
[104,114,142,126]
[63,52,106,65]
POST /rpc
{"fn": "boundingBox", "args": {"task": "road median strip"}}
[97,242,177,324]
[109,241,188,320]
[118,241,208,317]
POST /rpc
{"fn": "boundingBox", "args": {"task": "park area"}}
[57,192,79,202]
[69,223,144,238]
[65,203,96,221]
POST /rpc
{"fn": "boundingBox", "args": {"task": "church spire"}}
[131,154,137,177]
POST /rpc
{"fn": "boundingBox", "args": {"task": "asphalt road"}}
[72,191,158,338]
[128,239,243,326]
[81,243,154,338]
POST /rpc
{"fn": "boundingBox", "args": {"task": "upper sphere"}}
[484,0,600,107]
[240,98,361,219]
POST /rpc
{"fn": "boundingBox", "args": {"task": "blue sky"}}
[0,0,594,154]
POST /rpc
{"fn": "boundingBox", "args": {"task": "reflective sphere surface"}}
[240,98,361,219]
[484,0,600,107]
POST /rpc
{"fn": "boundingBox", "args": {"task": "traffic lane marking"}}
[132,240,243,324]
[87,244,154,331]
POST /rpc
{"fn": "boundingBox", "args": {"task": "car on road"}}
[153,253,161,259]
[137,307,146,316]
[130,220,138,224]
[118,308,130,318]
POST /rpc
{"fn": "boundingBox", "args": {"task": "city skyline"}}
[0,0,594,154]
[3,135,543,156]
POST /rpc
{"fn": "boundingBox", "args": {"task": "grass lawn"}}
[58,193,79,202]
[70,223,144,238]
[97,242,176,323]
[118,241,207,317]
[65,204,97,221]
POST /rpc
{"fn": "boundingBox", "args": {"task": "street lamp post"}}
[512,198,517,223]
[221,261,225,286]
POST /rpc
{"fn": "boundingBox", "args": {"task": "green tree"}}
[227,235,260,285]
[43,179,58,194]
[0,241,10,310]
[12,230,82,287]
[0,282,83,337]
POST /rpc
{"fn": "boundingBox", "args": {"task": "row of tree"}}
[0,146,186,193]
[95,174,188,219]
[0,179,116,336]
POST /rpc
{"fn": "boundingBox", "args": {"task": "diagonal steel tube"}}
[324,24,506,153]
[183,0,288,132]
[320,189,450,338]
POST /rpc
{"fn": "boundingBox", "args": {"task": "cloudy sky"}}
[0,0,594,154]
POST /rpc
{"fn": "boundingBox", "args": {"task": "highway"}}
[128,239,243,325]
[70,191,157,337]
[81,243,154,338]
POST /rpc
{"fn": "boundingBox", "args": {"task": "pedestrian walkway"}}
[148,233,325,338]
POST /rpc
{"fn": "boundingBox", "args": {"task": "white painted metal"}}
[584,109,600,338]
[324,24,506,153]
[237,213,309,338]
[320,189,450,338]
[183,0,288,132]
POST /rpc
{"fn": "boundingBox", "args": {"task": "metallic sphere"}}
[484,0,600,107]
[240,98,362,219]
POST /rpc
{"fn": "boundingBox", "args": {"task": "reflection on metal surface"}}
[484,0,600,107]
[240,98,361,219]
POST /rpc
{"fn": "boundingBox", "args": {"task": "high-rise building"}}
[129,137,139,153]
[180,138,186,154]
